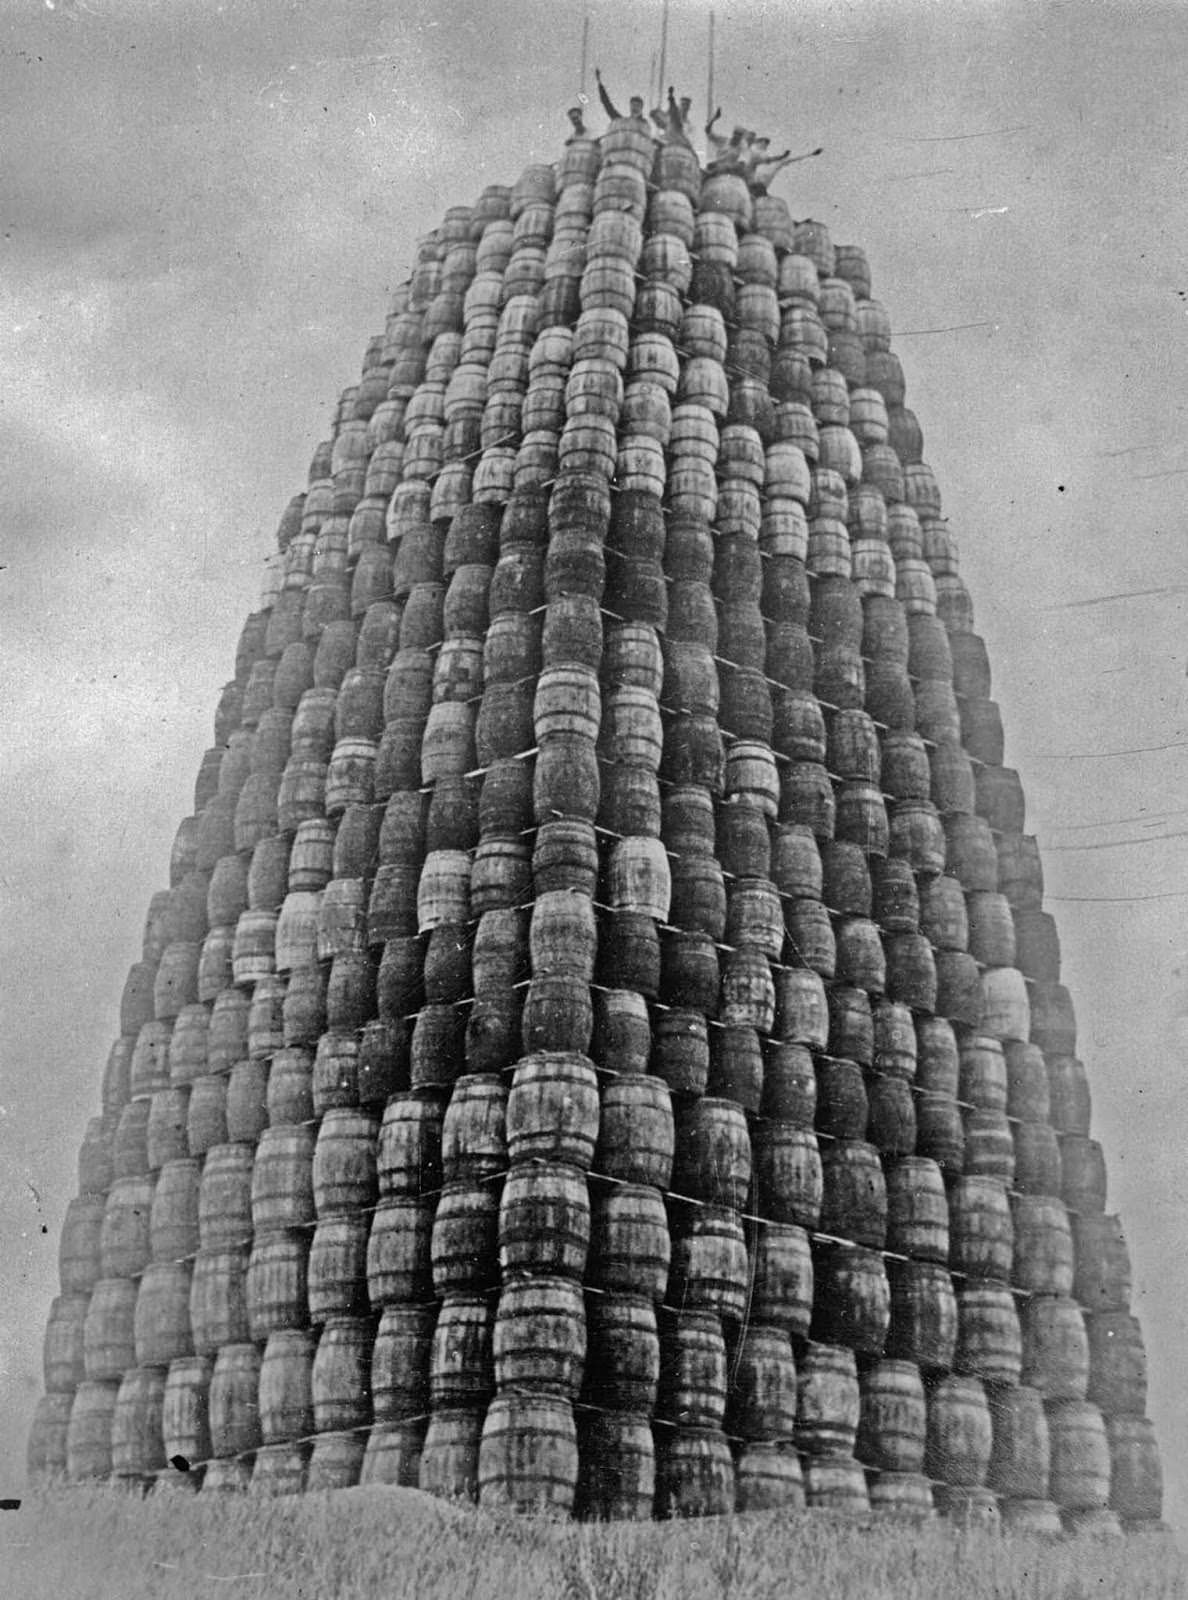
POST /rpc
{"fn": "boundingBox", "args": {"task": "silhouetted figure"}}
[747,138,826,193]
[705,107,728,162]
[706,121,753,176]
[652,88,694,146]
[565,106,588,140]
[595,69,651,133]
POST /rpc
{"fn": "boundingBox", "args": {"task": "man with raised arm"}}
[594,68,652,134]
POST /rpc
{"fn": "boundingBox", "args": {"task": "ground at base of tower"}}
[6,1486,1182,1600]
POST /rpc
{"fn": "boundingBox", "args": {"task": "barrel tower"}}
[28,116,1163,1533]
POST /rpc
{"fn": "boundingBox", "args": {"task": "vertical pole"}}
[658,0,669,106]
[707,7,716,131]
[648,51,657,109]
[579,10,589,97]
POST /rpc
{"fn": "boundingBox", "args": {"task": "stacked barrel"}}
[27,117,1164,1534]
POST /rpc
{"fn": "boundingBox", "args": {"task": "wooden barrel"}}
[249,1441,309,1496]
[377,1093,444,1198]
[962,1107,1015,1183]
[244,973,286,1061]
[133,1259,194,1366]
[575,1412,655,1521]
[834,917,886,994]
[246,1228,310,1340]
[885,1157,949,1263]
[751,1122,822,1228]
[591,989,652,1077]
[795,1341,860,1455]
[1020,1294,1090,1400]
[417,1406,484,1503]
[666,1202,748,1323]
[723,1323,797,1443]
[250,1125,316,1233]
[1011,1120,1062,1198]
[605,835,671,921]
[428,1294,494,1410]
[43,1292,90,1394]
[364,1196,434,1308]
[502,1049,598,1177]
[857,1359,927,1472]
[986,1382,1050,1498]
[703,1027,761,1120]
[934,1483,1000,1530]
[101,1036,136,1120]
[498,1162,589,1281]
[783,898,835,978]
[99,1175,155,1279]
[1012,1194,1074,1296]
[659,928,717,1011]
[745,1221,812,1338]
[955,1281,1022,1385]
[532,819,598,900]
[673,1099,751,1210]
[772,968,829,1050]
[430,1182,500,1296]
[654,1426,735,1519]
[145,1157,199,1264]
[948,1176,1013,1282]
[492,1275,585,1399]
[814,1058,868,1141]
[224,1057,269,1144]
[438,1075,506,1185]
[575,1291,657,1416]
[925,1374,992,1487]
[66,1379,121,1481]
[371,1303,435,1423]
[82,1276,138,1381]
[307,1430,366,1490]
[184,1075,227,1156]
[162,1354,212,1467]
[761,1043,817,1125]
[1073,1214,1132,1313]
[819,1139,887,1249]
[534,734,601,824]
[595,1074,674,1189]
[1047,1399,1110,1510]
[312,1107,378,1216]
[1107,1414,1163,1521]
[208,1341,263,1457]
[257,1327,315,1444]
[811,1243,891,1356]
[866,1469,935,1521]
[872,998,918,1078]
[520,973,594,1056]
[886,1260,958,1373]
[311,1314,374,1434]
[866,1072,916,1159]
[189,1246,250,1355]
[195,1142,252,1252]
[477,1394,578,1516]
[1061,1135,1107,1214]
[110,1367,168,1482]
[588,1182,670,1301]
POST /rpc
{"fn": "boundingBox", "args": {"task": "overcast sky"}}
[2,0,1187,1524]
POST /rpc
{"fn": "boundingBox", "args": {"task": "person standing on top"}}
[594,69,652,134]
[706,120,753,176]
[705,106,729,163]
[565,106,588,141]
[652,87,694,146]
[746,136,825,194]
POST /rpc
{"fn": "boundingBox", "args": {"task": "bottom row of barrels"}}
[30,1368,1162,1527]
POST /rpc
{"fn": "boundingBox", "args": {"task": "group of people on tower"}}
[564,70,819,196]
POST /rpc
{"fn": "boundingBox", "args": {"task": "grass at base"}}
[3,1485,1183,1600]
